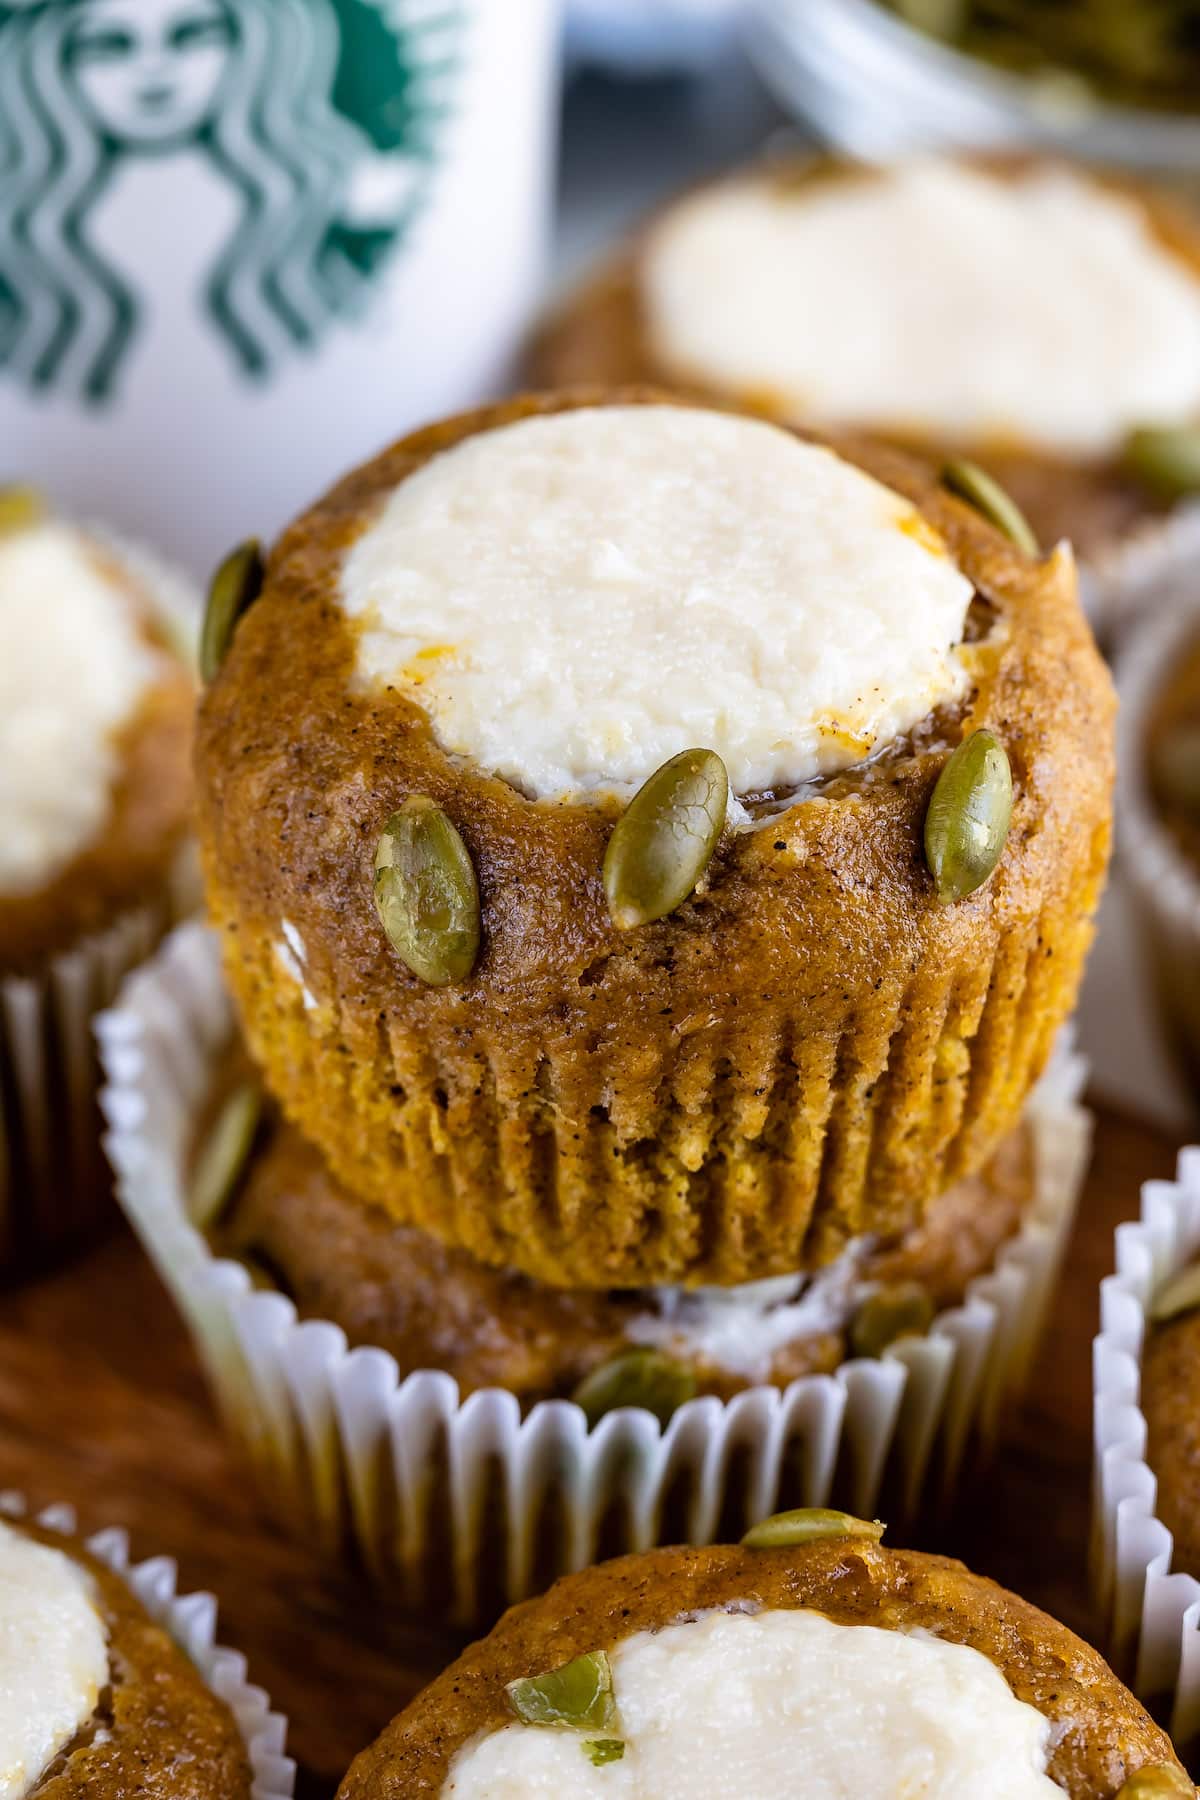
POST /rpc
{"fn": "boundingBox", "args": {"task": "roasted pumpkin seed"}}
[1115,1765,1196,1798]
[1124,426,1200,504]
[373,797,480,986]
[850,1282,937,1359]
[583,1740,626,1767]
[200,537,264,682]
[506,1651,617,1732]
[0,484,46,536]
[942,458,1039,555]
[603,748,727,930]
[1149,1263,1200,1325]
[572,1348,697,1428]
[189,1082,261,1230]
[741,1508,886,1550]
[924,728,1012,903]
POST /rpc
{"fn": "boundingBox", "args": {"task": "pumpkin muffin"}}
[208,1097,1040,1408]
[194,389,1113,1289]
[1138,1260,1200,1584]
[531,156,1200,599]
[0,489,196,1274]
[2,1511,252,1797]
[337,1515,1187,1797]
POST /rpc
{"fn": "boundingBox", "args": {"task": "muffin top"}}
[641,159,1200,461]
[337,1531,1182,1796]
[340,404,973,799]
[0,503,195,971]
[3,1513,253,1797]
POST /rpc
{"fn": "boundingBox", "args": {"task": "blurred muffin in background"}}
[532,153,1200,631]
[0,485,198,1275]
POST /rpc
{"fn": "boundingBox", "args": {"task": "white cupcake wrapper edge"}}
[0,1489,294,1800]
[1083,498,1200,644]
[99,921,1091,1622]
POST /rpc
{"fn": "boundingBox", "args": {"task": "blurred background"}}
[4,0,1198,1127]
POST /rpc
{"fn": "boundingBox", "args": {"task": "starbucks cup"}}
[0,0,560,571]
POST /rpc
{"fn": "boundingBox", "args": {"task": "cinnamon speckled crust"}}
[19,1518,253,1798]
[1142,1306,1200,1581]
[194,387,1113,1289]
[213,1110,1033,1402]
[0,540,194,976]
[336,1540,1184,1797]
[529,156,1200,564]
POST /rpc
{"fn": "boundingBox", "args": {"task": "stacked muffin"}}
[183,387,1112,1465]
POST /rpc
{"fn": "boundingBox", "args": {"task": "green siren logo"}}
[0,0,463,403]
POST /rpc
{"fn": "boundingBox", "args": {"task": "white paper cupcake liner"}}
[100,922,1092,1624]
[1083,499,1200,646]
[1092,1147,1200,1750]
[0,1490,293,1799]
[0,849,199,1276]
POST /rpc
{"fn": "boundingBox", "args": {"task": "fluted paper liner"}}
[101,922,1091,1623]
[0,1490,293,1799]
[1083,500,1200,645]
[1092,1149,1200,1750]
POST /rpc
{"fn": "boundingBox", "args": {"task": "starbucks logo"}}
[0,0,463,403]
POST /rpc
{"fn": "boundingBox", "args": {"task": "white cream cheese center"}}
[643,160,1200,458]
[0,522,164,896]
[443,1607,1062,1798]
[339,405,972,799]
[0,1521,109,1799]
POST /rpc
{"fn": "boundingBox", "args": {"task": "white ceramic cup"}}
[0,0,560,571]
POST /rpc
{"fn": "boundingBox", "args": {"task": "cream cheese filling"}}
[643,160,1200,459]
[0,521,165,896]
[443,1607,1062,1798]
[339,405,973,801]
[0,1521,109,1799]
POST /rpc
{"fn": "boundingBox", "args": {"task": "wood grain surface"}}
[0,1101,1183,1797]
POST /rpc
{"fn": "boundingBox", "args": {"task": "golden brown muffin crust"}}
[1142,1306,1200,1581]
[213,1110,1034,1402]
[18,1518,253,1798]
[0,539,194,975]
[529,156,1200,562]
[336,1539,1183,1797]
[195,388,1113,1288]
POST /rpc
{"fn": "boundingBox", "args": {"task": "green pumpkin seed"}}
[0,484,46,535]
[603,749,728,930]
[572,1348,698,1428]
[189,1082,261,1231]
[1115,1765,1196,1798]
[1124,427,1200,504]
[200,538,264,683]
[942,458,1039,556]
[741,1508,886,1550]
[1149,1263,1200,1325]
[924,728,1013,904]
[1152,724,1200,818]
[850,1282,937,1359]
[583,1740,625,1767]
[507,1651,617,1732]
[373,797,480,986]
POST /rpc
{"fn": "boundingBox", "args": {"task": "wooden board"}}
[0,1102,1183,1797]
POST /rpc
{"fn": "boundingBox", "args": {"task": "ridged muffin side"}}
[195,391,1113,1288]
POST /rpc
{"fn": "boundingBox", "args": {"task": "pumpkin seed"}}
[942,458,1039,555]
[924,728,1012,904]
[1115,1765,1196,1798]
[1149,1263,1200,1325]
[1124,426,1200,504]
[572,1348,697,1428]
[850,1282,937,1359]
[373,797,480,986]
[603,749,727,930]
[507,1651,617,1732]
[741,1508,886,1550]
[1152,724,1200,818]
[189,1082,261,1230]
[200,537,264,682]
[583,1740,625,1767]
[0,484,46,535]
